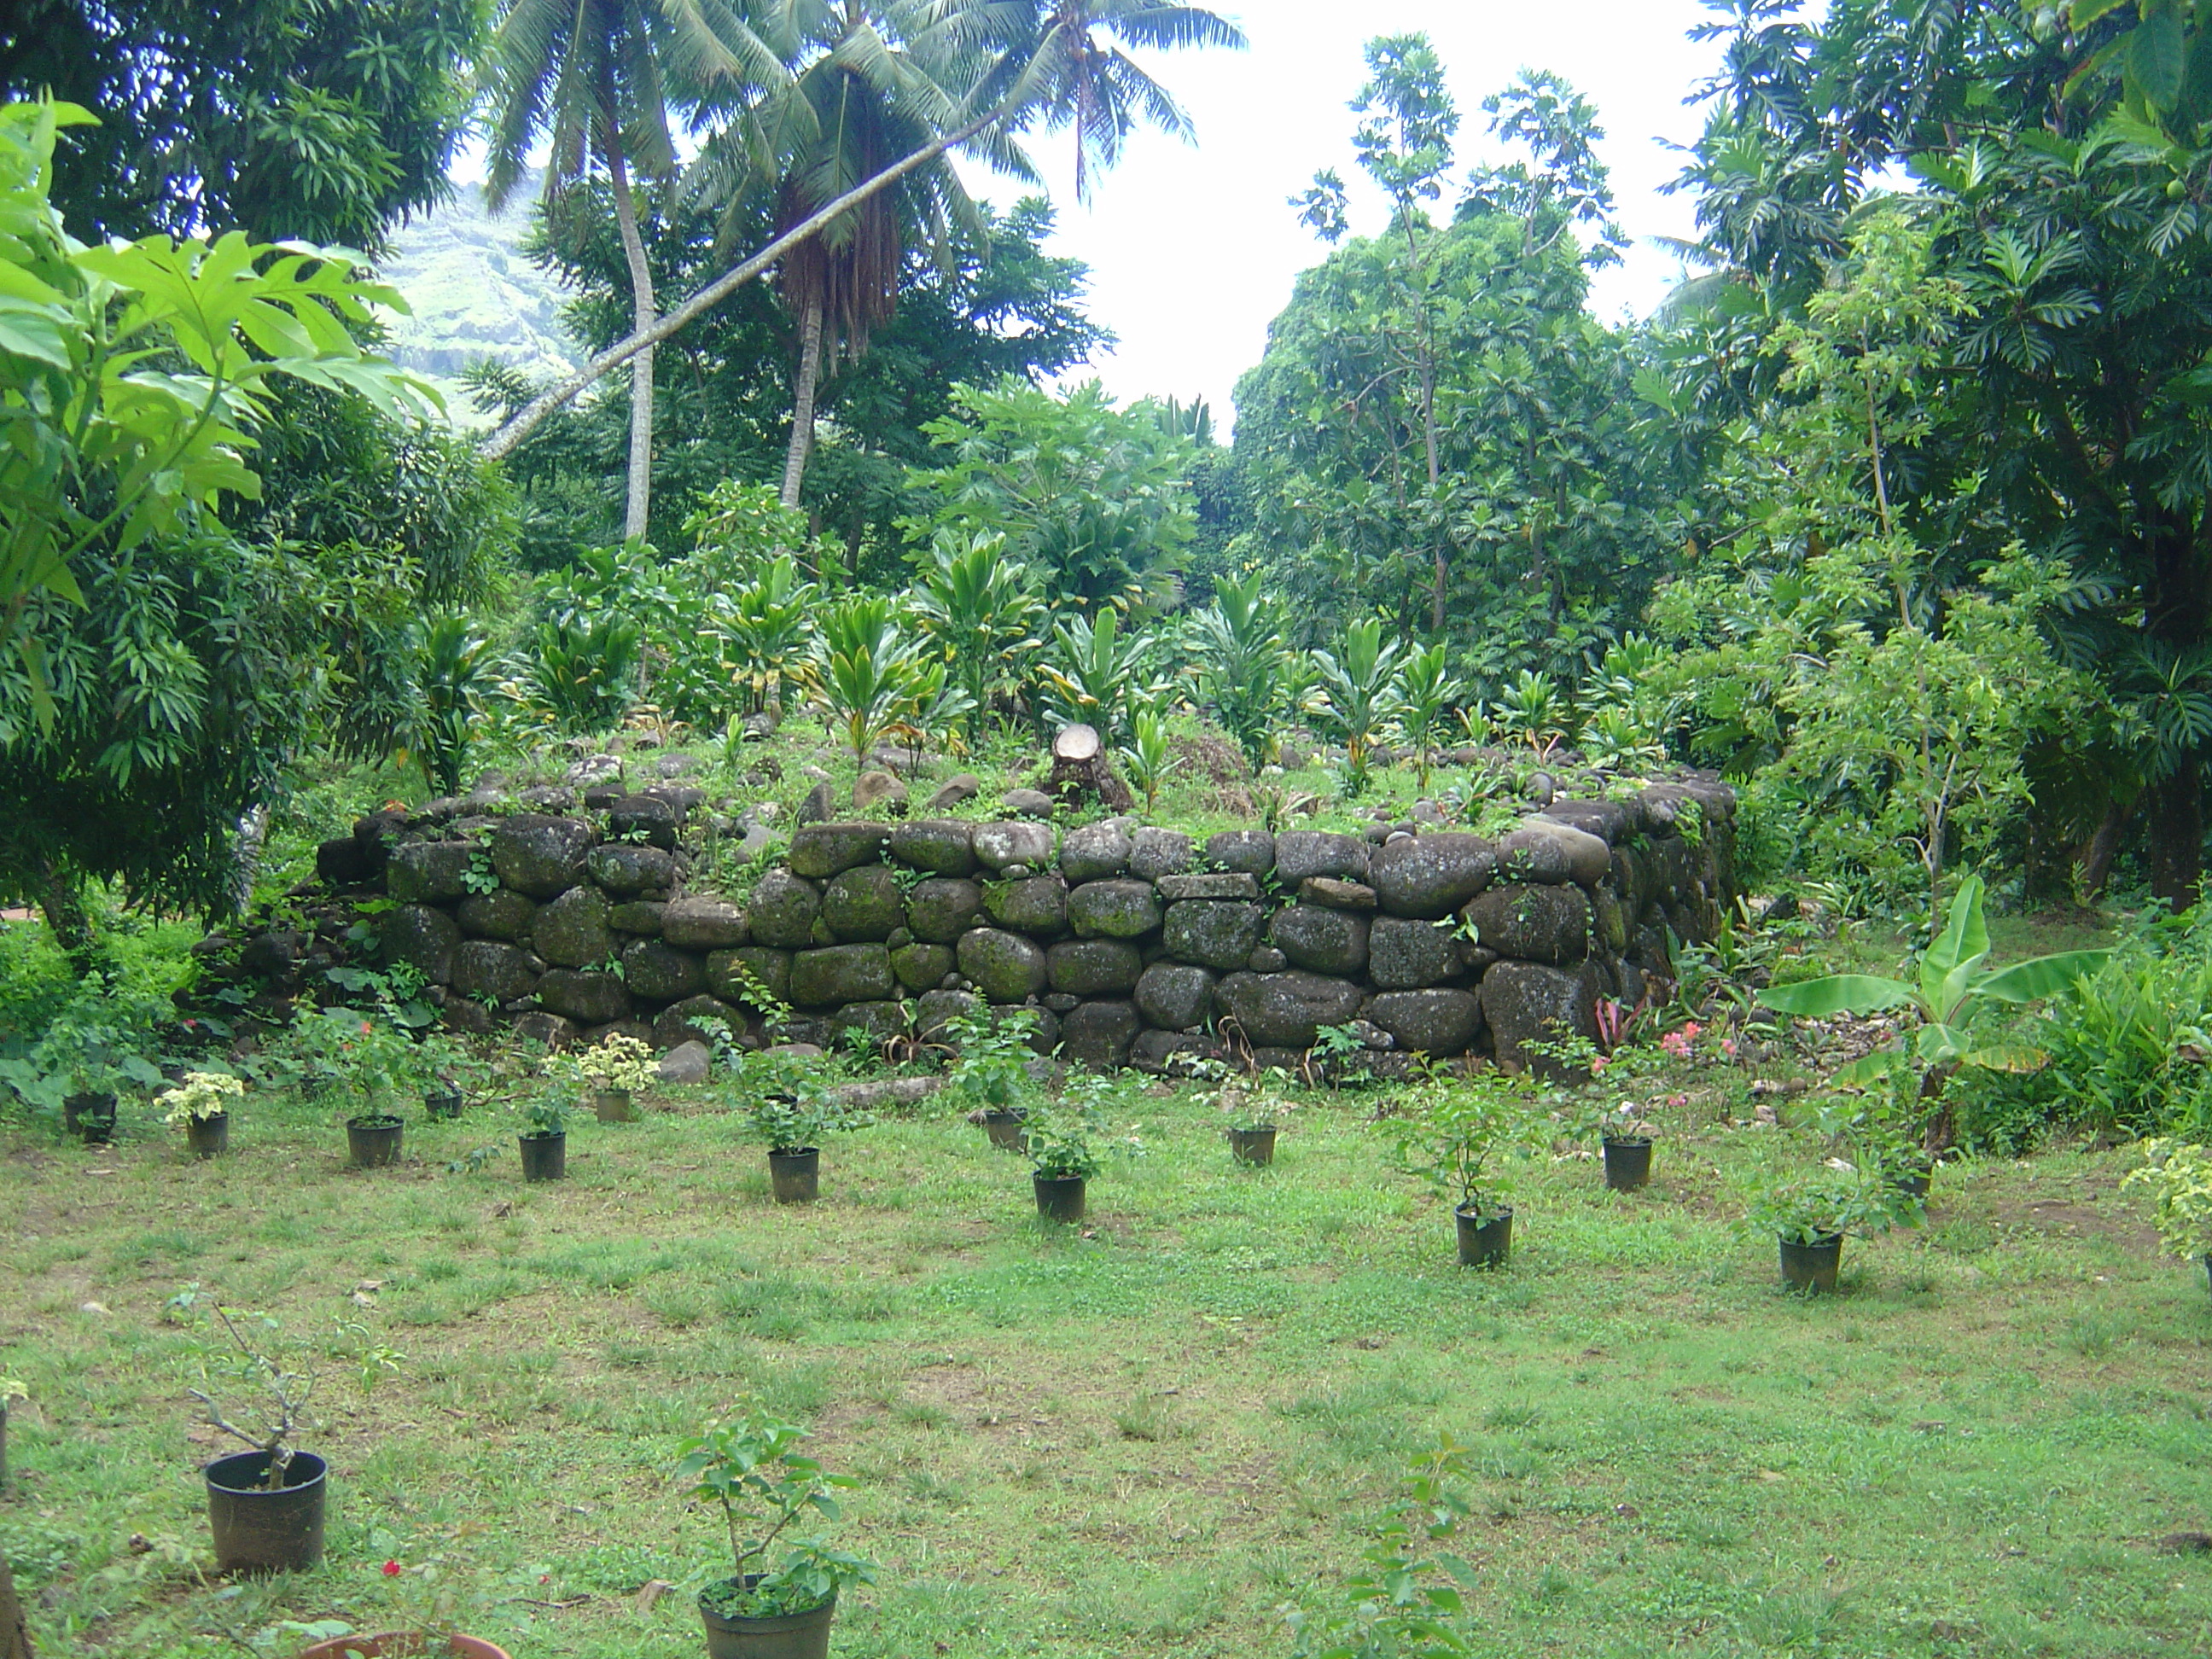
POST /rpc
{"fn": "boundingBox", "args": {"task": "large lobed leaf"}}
[1757,974,1917,1018]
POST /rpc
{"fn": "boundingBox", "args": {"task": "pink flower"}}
[359,1021,373,1035]
[381,1560,402,1577]
[1721,1038,1738,1057]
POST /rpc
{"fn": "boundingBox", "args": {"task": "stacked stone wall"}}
[284,777,1736,1073]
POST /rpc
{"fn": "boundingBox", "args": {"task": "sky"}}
[975,0,1731,428]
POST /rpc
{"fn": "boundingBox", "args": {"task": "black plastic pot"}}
[982,1108,1029,1152]
[64,1091,116,1145]
[518,1130,566,1182]
[1601,1136,1651,1192]
[700,1576,837,1659]
[1454,1203,1513,1268]
[346,1115,403,1167]
[1890,1165,1932,1202]
[1227,1126,1278,1167]
[186,1111,230,1159]
[204,1449,327,1574]
[1779,1232,1844,1295]
[591,1087,636,1124]
[424,1088,464,1121]
[769,1147,819,1205]
[1,1399,10,1488]
[1033,1173,1086,1223]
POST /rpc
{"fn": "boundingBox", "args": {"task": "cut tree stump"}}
[1048,724,1133,812]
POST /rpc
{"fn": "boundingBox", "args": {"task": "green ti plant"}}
[1390,640,1465,793]
[1188,567,1295,772]
[1117,707,1182,817]
[1311,617,1405,795]
[805,593,966,774]
[912,530,1045,741]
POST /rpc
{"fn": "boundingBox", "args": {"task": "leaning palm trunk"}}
[780,296,825,508]
[606,147,657,539]
[481,101,1011,462]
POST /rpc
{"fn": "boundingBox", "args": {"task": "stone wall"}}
[285,777,1736,1074]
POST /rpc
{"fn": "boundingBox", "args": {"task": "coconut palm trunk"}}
[605,145,657,539]
[780,294,825,508]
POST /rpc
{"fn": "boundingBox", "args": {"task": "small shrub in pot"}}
[735,1053,870,1206]
[1388,1071,1543,1268]
[159,1069,242,1159]
[1746,1164,1910,1295]
[571,1032,655,1121]
[183,1301,329,1572]
[673,1402,877,1659]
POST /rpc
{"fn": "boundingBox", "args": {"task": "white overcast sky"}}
[976,0,1728,428]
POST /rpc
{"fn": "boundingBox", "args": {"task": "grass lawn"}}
[3,1074,2209,1659]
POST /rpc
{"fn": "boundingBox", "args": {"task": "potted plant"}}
[1816,1075,1935,1203]
[736,1057,867,1206]
[573,1032,655,1122]
[2122,1138,2212,1295]
[159,1070,243,1159]
[945,1004,1041,1151]
[188,1304,327,1574]
[325,1010,424,1168]
[1217,1080,1296,1167]
[1389,1074,1540,1268]
[517,1093,569,1183]
[1745,1164,1907,1295]
[420,1033,477,1121]
[0,1377,21,1488]
[1028,1106,1102,1223]
[1596,1099,1654,1192]
[672,1404,877,1659]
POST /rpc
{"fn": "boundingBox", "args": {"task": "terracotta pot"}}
[296,1633,513,1658]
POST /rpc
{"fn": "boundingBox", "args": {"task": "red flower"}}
[360,1021,374,1035]
[381,1560,402,1577]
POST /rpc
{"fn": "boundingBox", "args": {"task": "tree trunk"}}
[2149,759,2203,912]
[1,1546,34,1659]
[781,296,825,509]
[605,147,656,542]
[482,101,1015,463]
[37,855,92,975]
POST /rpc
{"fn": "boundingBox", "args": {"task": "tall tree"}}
[0,0,482,249]
[483,0,770,538]
[479,0,1245,463]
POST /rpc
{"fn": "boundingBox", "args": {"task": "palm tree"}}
[480,0,1247,465]
[482,0,777,538]
[688,0,1018,509]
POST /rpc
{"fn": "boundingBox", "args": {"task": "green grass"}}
[3,1076,2210,1658]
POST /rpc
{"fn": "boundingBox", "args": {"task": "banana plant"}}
[1757,875,2110,1087]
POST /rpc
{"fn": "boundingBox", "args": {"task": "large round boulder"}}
[705,946,791,1007]
[607,794,679,849]
[973,819,1054,871]
[380,903,460,983]
[1363,988,1484,1055]
[1204,829,1275,874]
[1370,833,1495,918]
[622,938,706,1002]
[1460,883,1590,965]
[1134,961,1215,1030]
[1060,821,1134,883]
[1367,915,1462,989]
[984,873,1068,939]
[1066,878,1162,939]
[789,943,896,1007]
[1214,969,1365,1048]
[1161,900,1263,970]
[530,884,615,969]
[957,928,1049,1003]
[456,888,535,941]
[789,822,890,878]
[905,876,986,944]
[451,940,541,1003]
[386,840,474,905]
[1273,831,1371,885]
[888,819,977,876]
[536,968,632,1025]
[490,815,593,899]
[891,941,957,992]
[1060,1000,1142,1068]
[1269,905,1370,975]
[1046,938,1144,997]
[822,864,905,941]
[1495,819,1612,887]
[661,895,749,951]
[1129,826,1191,881]
[746,869,823,950]
[1480,958,1597,1074]
[586,842,678,894]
